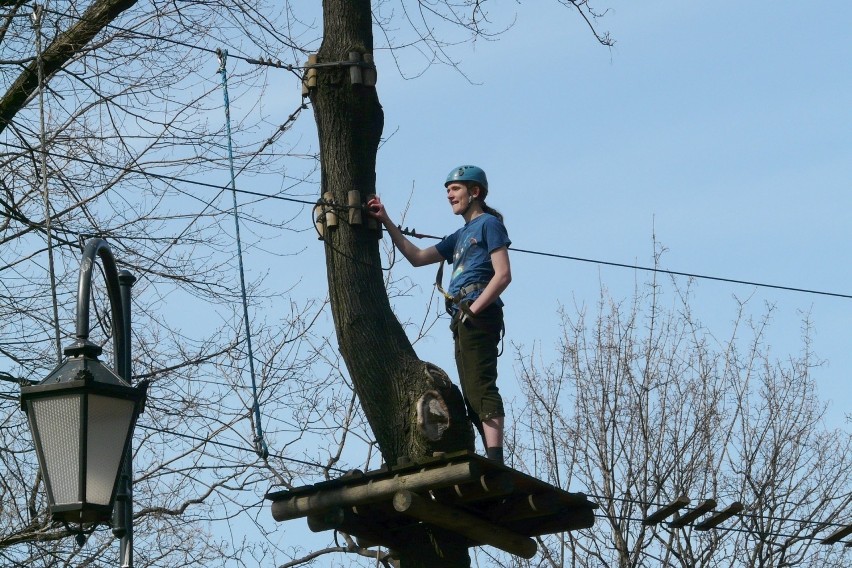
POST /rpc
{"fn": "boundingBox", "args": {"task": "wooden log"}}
[313,202,324,240]
[349,52,363,85]
[271,461,478,521]
[323,191,338,229]
[693,502,744,531]
[393,489,537,559]
[668,499,717,528]
[822,524,852,545]
[431,472,515,504]
[306,54,318,88]
[643,495,690,526]
[351,500,410,525]
[492,493,565,522]
[365,193,379,232]
[505,505,596,536]
[363,53,377,87]
[348,190,362,225]
[307,507,399,550]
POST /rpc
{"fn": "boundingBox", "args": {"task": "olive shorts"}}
[450,303,505,425]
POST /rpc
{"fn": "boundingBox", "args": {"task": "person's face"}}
[446,182,477,215]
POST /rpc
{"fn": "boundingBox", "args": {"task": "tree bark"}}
[311,1,473,565]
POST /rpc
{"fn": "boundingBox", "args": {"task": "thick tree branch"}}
[0,0,138,134]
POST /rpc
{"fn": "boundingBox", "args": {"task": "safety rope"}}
[217,48,268,459]
[33,4,62,364]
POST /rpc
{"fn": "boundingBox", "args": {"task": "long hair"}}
[467,182,504,222]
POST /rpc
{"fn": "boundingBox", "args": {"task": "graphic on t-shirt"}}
[452,237,478,282]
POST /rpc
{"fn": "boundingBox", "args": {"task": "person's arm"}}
[468,246,511,315]
[367,196,443,266]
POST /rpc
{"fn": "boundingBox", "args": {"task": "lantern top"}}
[34,340,129,388]
[21,340,146,414]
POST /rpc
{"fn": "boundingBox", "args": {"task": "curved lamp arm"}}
[75,238,125,365]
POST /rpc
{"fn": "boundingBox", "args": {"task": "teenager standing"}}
[367,165,511,463]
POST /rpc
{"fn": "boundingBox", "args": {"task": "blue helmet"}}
[445,165,488,192]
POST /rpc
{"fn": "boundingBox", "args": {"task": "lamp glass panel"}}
[29,394,83,505]
[85,395,135,505]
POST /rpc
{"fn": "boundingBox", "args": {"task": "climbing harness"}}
[435,260,480,321]
[434,260,505,356]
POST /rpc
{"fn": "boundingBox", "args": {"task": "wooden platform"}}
[266,451,597,558]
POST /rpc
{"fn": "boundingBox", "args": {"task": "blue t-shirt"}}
[435,213,511,306]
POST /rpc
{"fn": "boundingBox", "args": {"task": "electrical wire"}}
[136,423,348,474]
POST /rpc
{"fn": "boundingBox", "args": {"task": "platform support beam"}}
[393,489,537,559]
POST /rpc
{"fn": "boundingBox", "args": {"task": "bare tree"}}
[509,264,852,567]
[1,1,341,565]
[2,0,614,566]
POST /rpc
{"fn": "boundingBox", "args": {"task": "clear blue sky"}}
[362,1,852,427]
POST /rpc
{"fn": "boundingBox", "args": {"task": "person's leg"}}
[482,416,503,448]
[454,304,505,461]
[453,318,485,442]
[483,416,504,463]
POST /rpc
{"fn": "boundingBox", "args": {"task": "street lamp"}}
[20,239,147,534]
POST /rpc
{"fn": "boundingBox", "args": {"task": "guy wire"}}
[217,48,268,460]
[33,3,62,364]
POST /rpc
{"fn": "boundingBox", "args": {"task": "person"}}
[367,165,512,463]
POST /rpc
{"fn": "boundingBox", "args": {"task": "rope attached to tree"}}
[217,48,268,459]
[32,3,62,364]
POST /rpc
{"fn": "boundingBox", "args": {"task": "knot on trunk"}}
[415,363,460,442]
[424,361,452,389]
[410,361,475,454]
[416,363,454,441]
[416,389,450,441]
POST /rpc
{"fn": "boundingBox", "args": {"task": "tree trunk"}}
[311,1,473,565]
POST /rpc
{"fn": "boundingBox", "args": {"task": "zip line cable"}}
[511,246,852,301]
[18,6,850,303]
[2,141,320,208]
[32,3,62,365]
[118,102,308,288]
[217,48,268,460]
[5,135,851,303]
[397,228,852,301]
[40,3,371,75]
[7,369,846,544]
[132,420,852,545]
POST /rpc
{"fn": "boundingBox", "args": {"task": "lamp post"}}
[20,238,147,564]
